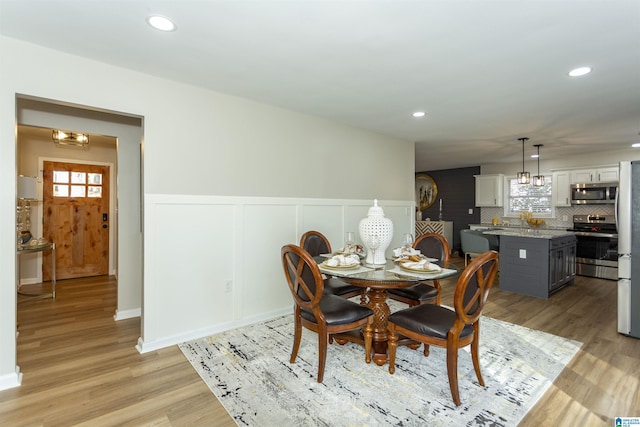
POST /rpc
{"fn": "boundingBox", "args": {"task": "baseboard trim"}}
[0,367,22,391]
[135,306,291,354]
[114,307,141,321]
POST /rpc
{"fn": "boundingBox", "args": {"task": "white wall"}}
[0,35,414,389]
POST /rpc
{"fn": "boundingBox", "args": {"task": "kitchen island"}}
[484,229,577,298]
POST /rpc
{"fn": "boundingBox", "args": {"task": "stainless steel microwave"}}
[570,183,618,205]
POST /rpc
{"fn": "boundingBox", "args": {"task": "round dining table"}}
[318,258,459,366]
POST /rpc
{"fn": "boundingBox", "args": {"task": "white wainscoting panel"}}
[242,203,298,316]
[146,201,236,342]
[138,194,413,353]
[301,204,345,250]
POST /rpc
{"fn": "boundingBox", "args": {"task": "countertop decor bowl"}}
[527,218,545,229]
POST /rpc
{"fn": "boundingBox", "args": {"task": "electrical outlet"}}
[519,249,527,259]
[225,280,233,293]
[562,215,568,222]
[468,209,473,214]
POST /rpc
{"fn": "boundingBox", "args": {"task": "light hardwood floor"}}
[1,258,639,426]
[3,276,234,426]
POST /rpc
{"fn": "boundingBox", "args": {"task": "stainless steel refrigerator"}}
[618,161,640,338]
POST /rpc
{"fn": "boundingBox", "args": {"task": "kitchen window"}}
[505,176,552,217]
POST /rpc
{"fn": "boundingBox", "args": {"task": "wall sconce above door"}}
[52,129,89,149]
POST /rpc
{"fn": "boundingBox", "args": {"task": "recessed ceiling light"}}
[531,154,540,158]
[568,67,591,77]
[412,111,426,118]
[632,142,640,148]
[147,15,176,32]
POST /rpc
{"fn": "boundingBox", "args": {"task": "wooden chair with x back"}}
[281,244,374,383]
[387,250,499,406]
[387,233,450,306]
[299,230,362,299]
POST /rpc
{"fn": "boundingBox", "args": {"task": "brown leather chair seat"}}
[301,294,373,324]
[388,304,474,339]
[323,277,363,298]
[386,284,438,304]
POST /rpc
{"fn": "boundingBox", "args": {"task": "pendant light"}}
[517,137,530,184]
[532,144,545,186]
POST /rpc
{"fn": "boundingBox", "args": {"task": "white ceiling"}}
[2,0,639,171]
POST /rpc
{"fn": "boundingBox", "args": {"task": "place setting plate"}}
[320,261,361,270]
[393,255,438,263]
[398,262,442,273]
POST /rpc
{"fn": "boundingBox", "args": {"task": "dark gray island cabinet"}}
[485,230,577,299]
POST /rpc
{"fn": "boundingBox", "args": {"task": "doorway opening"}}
[15,95,144,384]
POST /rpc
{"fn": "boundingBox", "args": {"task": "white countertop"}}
[482,229,576,239]
[469,223,570,231]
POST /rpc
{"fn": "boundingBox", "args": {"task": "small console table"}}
[17,242,56,299]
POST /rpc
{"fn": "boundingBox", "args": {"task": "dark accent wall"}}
[416,166,480,254]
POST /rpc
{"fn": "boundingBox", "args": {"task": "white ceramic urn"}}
[359,199,394,265]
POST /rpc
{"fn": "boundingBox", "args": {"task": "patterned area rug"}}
[179,302,581,426]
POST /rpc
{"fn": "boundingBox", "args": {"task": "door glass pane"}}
[87,186,102,198]
[53,184,69,197]
[53,171,69,183]
[71,172,86,184]
[88,173,102,185]
[70,185,86,197]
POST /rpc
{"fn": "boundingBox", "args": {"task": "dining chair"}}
[300,230,363,299]
[460,229,493,266]
[387,233,450,306]
[387,250,499,406]
[281,244,374,383]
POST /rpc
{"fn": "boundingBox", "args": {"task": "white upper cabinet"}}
[474,174,504,207]
[570,166,619,184]
[553,171,571,207]
[596,167,619,182]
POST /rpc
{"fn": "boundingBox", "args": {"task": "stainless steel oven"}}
[568,215,618,280]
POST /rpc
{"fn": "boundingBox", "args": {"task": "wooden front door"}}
[43,161,110,280]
